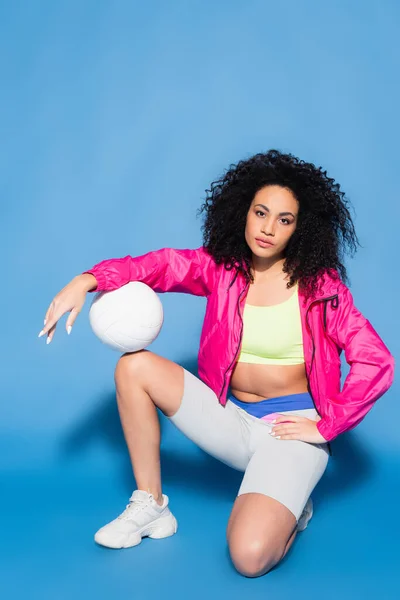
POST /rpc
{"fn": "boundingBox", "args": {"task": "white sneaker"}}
[94,490,178,549]
[297,497,313,532]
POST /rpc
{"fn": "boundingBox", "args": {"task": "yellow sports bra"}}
[237,283,305,365]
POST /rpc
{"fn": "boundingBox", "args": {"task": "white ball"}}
[89,281,164,352]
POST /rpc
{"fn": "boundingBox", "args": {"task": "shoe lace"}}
[118,494,153,521]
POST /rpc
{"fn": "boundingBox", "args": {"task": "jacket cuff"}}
[316,418,335,442]
[82,269,106,292]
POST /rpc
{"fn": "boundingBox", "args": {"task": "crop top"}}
[237,283,305,365]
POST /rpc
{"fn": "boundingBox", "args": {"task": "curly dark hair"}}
[196,149,361,299]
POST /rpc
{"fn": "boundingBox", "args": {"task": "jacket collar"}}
[232,265,341,309]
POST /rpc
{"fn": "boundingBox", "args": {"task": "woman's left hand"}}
[270,415,328,444]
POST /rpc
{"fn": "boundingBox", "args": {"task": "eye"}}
[280,218,291,225]
[255,210,265,217]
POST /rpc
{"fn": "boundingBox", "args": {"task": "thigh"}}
[169,368,251,472]
[239,410,330,521]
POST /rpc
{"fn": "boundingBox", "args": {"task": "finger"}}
[38,318,56,338]
[277,414,310,423]
[65,308,80,335]
[46,322,57,345]
[39,312,59,338]
[44,301,56,328]
[272,423,300,431]
[275,434,300,441]
[272,425,299,435]
[39,305,59,337]
[274,415,302,424]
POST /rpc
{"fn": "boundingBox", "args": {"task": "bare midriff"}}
[229,275,309,403]
[230,362,309,403]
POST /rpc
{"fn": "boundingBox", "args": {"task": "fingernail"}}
[276,436,281,440]
[67,326,72,335]
[46,337,52,345]
[38,330,45,338]
[270,431,276,436]
[271,419,276,423]
[44,319,47,325]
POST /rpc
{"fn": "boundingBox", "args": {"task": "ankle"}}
[139,488,163,506]
[153,493,164,506]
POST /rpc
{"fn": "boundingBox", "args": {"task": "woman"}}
[39,150,394,577]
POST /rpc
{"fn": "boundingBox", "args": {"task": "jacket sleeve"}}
[316,283,395,442]
[82,246,216,297]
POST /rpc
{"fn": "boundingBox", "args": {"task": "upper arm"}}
[326,283,368,354]
[84,245,217,297]
[145,246,217,296]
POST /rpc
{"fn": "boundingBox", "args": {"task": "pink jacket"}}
[84,246,395,445]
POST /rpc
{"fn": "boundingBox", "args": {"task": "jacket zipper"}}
[219,281,249,400]
[306,294,339,378]
[306,294,339,457]
[323,295,339,330]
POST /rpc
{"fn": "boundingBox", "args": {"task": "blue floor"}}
[1,414,399,600]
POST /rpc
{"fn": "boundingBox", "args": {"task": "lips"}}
[256,238,275,247]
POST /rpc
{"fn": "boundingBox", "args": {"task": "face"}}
[245,185,299,259]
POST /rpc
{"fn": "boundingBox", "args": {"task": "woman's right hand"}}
[38,273,98,345]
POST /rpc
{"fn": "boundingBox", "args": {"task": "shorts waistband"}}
[227,391,315,418]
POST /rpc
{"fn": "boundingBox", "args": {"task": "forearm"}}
[316,350,395,442]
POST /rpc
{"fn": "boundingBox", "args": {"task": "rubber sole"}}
[94,514,178,549]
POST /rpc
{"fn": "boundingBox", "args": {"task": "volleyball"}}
[89,281,164,352]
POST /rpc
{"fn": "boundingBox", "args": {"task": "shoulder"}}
[196,246,217,267]
[197,246,226,273]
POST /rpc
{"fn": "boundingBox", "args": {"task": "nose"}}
[261,217,276,236]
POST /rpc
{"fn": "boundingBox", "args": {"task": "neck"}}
[250,254,286,282]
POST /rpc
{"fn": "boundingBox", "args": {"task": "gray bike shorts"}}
[169,368,330,522]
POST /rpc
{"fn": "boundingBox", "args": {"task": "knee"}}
[114,349,151,383]
[229,539,282,578]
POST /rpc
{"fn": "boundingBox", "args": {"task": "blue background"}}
[1,0,399,598]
